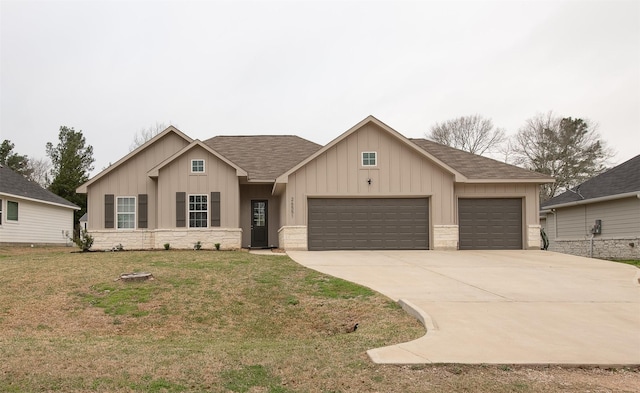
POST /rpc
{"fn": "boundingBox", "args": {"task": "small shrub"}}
[163,243,170,250]
[73,229,94,252]
[215,243,221,251]
[194,241,202,251]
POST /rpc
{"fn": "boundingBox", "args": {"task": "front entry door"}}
[251,200,268,248]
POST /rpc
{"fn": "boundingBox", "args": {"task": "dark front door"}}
[251,200,268,248]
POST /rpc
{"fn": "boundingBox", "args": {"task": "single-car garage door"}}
[308,198,429,250]
[458,198,522,250]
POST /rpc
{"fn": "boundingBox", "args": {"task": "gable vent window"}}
[362,152,377,166]
[7,201,18,221]
[117,197,136,229]
[189,194,208,228]
[191,159,205,173]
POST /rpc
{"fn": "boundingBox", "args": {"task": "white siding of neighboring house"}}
[0,196,75,245]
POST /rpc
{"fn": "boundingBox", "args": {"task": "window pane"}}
[117,197,135,229]
[192,160,204,172]
[7,201,18,221]
[189,194,208,228]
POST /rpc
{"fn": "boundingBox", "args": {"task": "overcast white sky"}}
[1,0,638,176]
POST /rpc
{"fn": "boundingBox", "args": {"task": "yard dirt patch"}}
[0,246,638,393]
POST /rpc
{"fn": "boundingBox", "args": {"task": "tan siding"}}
[157,145,239,228]
[285,122,456,227]
[557,197,640,239]
[86,132,189,230]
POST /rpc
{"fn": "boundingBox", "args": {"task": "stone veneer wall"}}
[527,225,541,250]
[88,228,242,250]
[278,226,308,251]
[549,237,640,260]
[432,225,458,250]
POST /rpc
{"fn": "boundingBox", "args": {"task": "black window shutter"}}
[105,194,114,228]
[210,192,221,227]
[176,192,186,227]
[138,194,148,228]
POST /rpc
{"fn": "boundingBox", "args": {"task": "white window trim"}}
[0,198,3,225]
[191,159,205,173]
[361,151,377,167]
[188,194,208,228]
[116,196,136,230]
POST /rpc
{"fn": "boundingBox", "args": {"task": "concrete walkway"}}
[287,250,640,365]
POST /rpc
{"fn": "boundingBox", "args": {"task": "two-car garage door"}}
[308,198,429,250]
[307,197,523,251]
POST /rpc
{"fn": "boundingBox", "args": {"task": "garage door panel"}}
[308,198,429,250]
[459,198,522,250]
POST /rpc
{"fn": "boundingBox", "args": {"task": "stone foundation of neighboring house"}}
[549,237,640,260]
[278,226,308,251]
[87,228,242,251]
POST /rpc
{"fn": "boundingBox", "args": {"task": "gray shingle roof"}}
[541,154,640,208]
[409,139,552,180]
[0,165,79,209]
[204,135,322,180]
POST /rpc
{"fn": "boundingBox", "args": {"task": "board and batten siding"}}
[283,122,455,226]
[556,197,640,239]
[0,197,74,244]
[86,132,189,230]
[157,145,240,229]
[455,183,540,228]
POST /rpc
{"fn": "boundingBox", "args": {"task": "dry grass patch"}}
[0,247,638,393]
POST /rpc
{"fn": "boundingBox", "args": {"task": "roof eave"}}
[459,178,555,184]
[0,192,80,210]
[542,191,640,210]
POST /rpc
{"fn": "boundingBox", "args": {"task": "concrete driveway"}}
[287,250,640,365]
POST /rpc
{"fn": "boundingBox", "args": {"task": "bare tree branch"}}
[129,122,169,151]
[427,114,506,156]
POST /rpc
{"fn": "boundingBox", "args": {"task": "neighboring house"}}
[540,154,640,260]
[0,165,79,245]
[76,116,553,251]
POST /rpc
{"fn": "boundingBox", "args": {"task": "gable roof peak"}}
[76,125,193,193]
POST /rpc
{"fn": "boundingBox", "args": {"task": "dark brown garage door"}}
[458,198,522,250]
[308,198,429,250]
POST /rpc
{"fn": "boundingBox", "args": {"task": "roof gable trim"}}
[147,140,248,177]
[275,115,466,184]
[76,126,192,193]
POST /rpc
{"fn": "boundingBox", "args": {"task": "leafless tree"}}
[27,157,51,188]
[427,114,506,156]
[129,122,169,151]
[511,111,614,201]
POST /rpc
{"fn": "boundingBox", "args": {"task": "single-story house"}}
[76,116,553,251]
[0,165,79,245]
[540,154,640,260]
